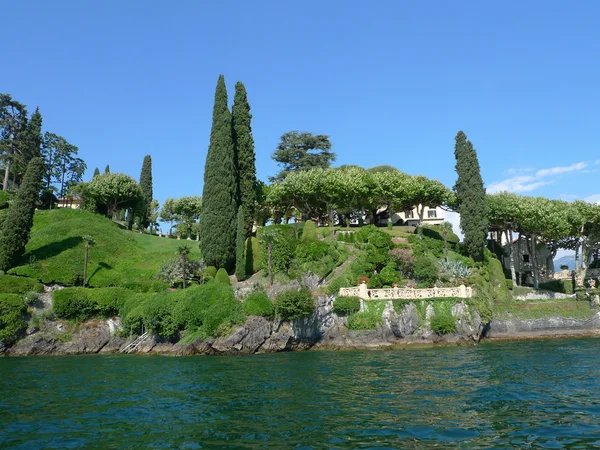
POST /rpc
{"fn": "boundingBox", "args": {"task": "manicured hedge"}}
[0,275,44,295]
[244,237,262,275]
[53,287,137,321]
[215,268,230,285]
[539,279,574,295]
[0,294,27,346]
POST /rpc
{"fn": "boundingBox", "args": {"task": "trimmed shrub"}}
[141,292,180,339]
[505,279,513,290]
[347,301,386,330]
[202,295,245,337]
[244,237,262,274]
[89,287,136,316]
[354,225,394,250]
[204,266,217,279]
[333,296,360,314]
[430,313,456,334]
[301,220,317,242]
[215,268,230,285]
[275,288,315,321]
[260,226,298,274]
[0,294,27,346]
[243,291,274,318]
[413,256,438,285]
[368,266,401,288]
[539,279,573,295]
[0,275,44,295]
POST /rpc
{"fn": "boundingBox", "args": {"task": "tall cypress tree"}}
[200,75,237,270]
[232,81,257,238]
[235,206,246,280]
[104,165,110,174]
[0,157,44,271]
[453,130,488,262]
[93,167,100,178]
[21,107,43,160]
[139,155,153,229]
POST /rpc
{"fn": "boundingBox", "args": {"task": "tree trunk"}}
[575,242,580,272]
[417,205,425,237]
[529,234,539,289]
[443,228,448,262]
[505,230,517,286]
[3,157,11,191]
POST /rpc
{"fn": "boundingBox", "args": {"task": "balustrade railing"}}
[339,283,472,300]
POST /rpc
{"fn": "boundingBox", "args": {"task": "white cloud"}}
[487,161,588,194]
[584,194,600,204]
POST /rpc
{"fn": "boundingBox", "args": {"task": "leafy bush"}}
[0,294,27,346]
[243,291,274,318]
[368,266,402,288]
[244,237,262,275]
[421,225,459,247]
[301,220,317,242]
[202,295,245,337]
[347,301,385,330]
[354,225,394,250]
[260,226,298,275]
[275,288,315,321]
[53,289,98,321]
[413,256,438,285]
[0,275,44,295]
[506,279,513,290]
[321,227,331,238]
[204,266,217,279]
[215,268,230,285]
[0,191,11,209]
[157,255,204,288]
[430,313,456,334]
[388,247,415,276]
[141,292,180,338]
[408,234,445,258]
[333,296,360,314]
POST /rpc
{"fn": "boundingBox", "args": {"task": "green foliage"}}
[204,266,217,279]
[270,131,335,182]
[157,248,204,288]
[421,225,459,247]
[408,234,445,258]
[388,247,415,276]
[245,237,262,275]
[494,298,595,320]
[215,268,230,285]
[138,155,153,229]
[294,239,342,278]
[347,301,386,330]
[275,288,315,320]
[538,279,574,294]
[301,220,317,242]
[438,260,472,278]
[368,265,401,288]
[53,287,136,321]
[413,256,438,286]
[0,158,44,271]
[200,75,237,271]
[86,173,143,219]
[430,301,456,334]
[0,294,27,346]
[0,275,43,294]
[453,131,488,261]
[0,190,11,209]
[235,206,246,280]
[232,81,257,238]
[243,291,274,318]
[333,296,360,314]
[260,225,298,275]
[354,225,393,249]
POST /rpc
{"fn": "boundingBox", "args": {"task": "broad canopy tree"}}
[87,173,143,220]
[270,131,335,182]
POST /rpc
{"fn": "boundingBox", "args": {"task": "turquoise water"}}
[2,339,600,448]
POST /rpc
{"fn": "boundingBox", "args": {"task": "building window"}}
[427,210,437,218]
[523,254,530,263]
[405,210,414,219]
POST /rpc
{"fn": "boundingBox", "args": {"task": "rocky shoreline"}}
[4,294,600,357]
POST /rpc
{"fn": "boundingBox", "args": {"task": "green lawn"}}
[494,299,596,320]
[8,209,201,290]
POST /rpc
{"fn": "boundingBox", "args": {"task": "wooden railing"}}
[339,283,473,300]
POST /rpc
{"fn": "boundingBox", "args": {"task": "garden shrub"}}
[0,275,44,295]
[202,295,245,337]
[260,226,298,274]
[53,288,98,321]
[141,292,180,339]
[413,256,438,286]
[89,287,136,316]
[430,313,456,334]
[0,190,11,209]
[215,268,230,285]
[354,225,394,250]
[505,279,513,290]
[243,291,274,318]
[301,220,317,242]
[333,296,360,314]
[119,279,166,293]
[421,225,459,248]
[275,288,315,321]
[0,294,27,346]
[321,227,331,238]
[204,266,217,279]
[347,301,385,330]
[539,279,573,294]
[388,247,415,276]
[244,237,262,274]
[408,234,445,258]
[367,265,401,288]
[325,274,353,295]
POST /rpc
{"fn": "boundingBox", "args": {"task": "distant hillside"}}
[554,255,575,271]
[8,209,201,290]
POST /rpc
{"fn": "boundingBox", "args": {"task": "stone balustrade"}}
[339,283,473,300]
[553,268,600,280]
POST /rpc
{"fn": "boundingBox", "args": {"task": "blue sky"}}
[4,1,600,215]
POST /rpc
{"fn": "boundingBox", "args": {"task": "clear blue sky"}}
[4,1,600,211]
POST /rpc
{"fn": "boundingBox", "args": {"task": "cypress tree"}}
[93,167,100,178]
[200,75,237,270]
[139,155,153,229]
[453,131,488,262]
[235,206,246,280]
[0,157,44,271]
[21,107,43,160]
[104,165,110,174]
[232,81,257,238]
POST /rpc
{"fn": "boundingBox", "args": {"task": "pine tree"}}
[20,107,43,161]
[200,75,237,270]
[139,155,153,229]
[235,206,246,280]
[0,157,44,271]
[104,165,110,174]
[93,167,100,178]
[453,130,488,262]
[232,82,257,238]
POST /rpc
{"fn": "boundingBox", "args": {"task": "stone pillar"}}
[359,281,368,300]
[459,284,467,298]
[359,298,365,312]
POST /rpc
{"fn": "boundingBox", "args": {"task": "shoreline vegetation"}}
[3,82,600,357]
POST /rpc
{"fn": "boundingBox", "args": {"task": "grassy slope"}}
[8,209,201,289]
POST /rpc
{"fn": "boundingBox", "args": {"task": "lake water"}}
[2,338,600,448]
